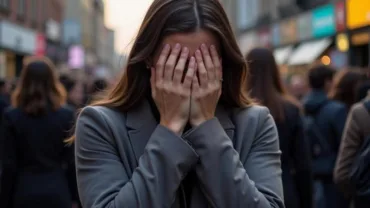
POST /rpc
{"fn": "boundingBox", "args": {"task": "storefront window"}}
[30,0,38,22]
[17,0,26,16]
[0,0,9,9]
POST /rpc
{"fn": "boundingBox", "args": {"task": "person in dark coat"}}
[303,65,348,208]
[0,57,74,208]
[246,48,313,208]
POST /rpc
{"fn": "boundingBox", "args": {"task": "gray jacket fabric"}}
[75,100,284,208]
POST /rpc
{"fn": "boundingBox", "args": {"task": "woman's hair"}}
[11,56,66,115]
[90,0,253,110]
[246,48,300,122]
[329,70,367,108]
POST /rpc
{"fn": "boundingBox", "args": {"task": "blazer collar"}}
[126,99,235,163]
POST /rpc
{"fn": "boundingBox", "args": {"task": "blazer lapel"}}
[126,99,158,164]
[215,105,235,141]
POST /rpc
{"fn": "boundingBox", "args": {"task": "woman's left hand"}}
[190,44,222,127]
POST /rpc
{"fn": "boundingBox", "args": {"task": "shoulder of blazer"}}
[232,105,270,124]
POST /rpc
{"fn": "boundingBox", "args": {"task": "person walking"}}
[0,57,75,208]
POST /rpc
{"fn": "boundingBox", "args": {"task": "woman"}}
[329,70,366,109]
[73,0,284,207]
[246,48,312,208]
[0,57,75,208]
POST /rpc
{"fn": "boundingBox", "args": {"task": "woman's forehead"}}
[160,30,220,55]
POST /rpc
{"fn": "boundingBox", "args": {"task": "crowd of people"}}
[0,0,369,208]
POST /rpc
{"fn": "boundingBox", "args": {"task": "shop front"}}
[346,0,370,67]
[0,20,36,78]
[288,4,337,66]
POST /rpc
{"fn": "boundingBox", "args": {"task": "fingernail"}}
[210,45,216,50]
[195,50,201,56]
[190,56,195,62]
[201,44,207,49]
[164,44,170,50]
[183,47,189,53]
[175,43,181,49]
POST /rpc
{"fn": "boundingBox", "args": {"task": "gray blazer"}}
[75,100,284,208]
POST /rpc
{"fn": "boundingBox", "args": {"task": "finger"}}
[164,43,181,82]
[183,56,196,89]
[201,44,216,81]
[150,67,156,95]
[155,44,170,83]
[195,49,208,88]
[210,45,222,81]
[192,74,200,92]
[173,47,189,84]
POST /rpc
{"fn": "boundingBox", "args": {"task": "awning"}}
[288,38,332,65]
[273,46,293,65]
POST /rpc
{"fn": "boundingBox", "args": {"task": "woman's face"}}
[152,29,220,66]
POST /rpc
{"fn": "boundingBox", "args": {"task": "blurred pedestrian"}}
[303,65,348,208]
[0,56,75,208]
[334,75,370,208]
[246,48,312,208]
[69,0,284,207]
[329,70,367,109]
[59,74,85,112]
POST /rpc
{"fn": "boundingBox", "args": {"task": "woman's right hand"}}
[151,43,196,135]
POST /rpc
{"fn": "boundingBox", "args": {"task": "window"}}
[17,0,26,16]
[30,0,38,21]
[0,0,10,9]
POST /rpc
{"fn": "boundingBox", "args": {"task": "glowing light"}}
[321,55,331,65]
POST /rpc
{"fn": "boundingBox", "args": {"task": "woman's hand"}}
[151,43,197,135]
[190,44,222,127]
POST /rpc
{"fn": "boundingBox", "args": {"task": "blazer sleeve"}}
[75,107,199,208]
[334,105,363,197]
[0,112,17,208]
[184,107,284,208]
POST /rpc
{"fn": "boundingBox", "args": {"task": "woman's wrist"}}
[160,120,185,136]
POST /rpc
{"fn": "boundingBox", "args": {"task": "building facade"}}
[0,0,63,78]
[234,0,369,68]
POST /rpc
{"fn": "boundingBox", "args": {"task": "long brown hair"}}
[12,56,66,115]
[67,0,254,142]
[246,48,300,122]
[329,70,366,108]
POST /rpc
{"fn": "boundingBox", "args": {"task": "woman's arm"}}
[0,112,17,208]
[75,107,199,208]
[334,105,363,197]
[184,107,284,208]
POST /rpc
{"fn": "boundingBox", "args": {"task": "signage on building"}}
[280,18,297,45]
[63,19,82,45]
[298,12,312,41]
[68,45,85,69]
[335,1,346,32]
[346,0,370,29]
[271,23,280,46]
[45,19,61,42]
[0,20,36,54]
[35,33,46,56]
[312,4,336,38]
